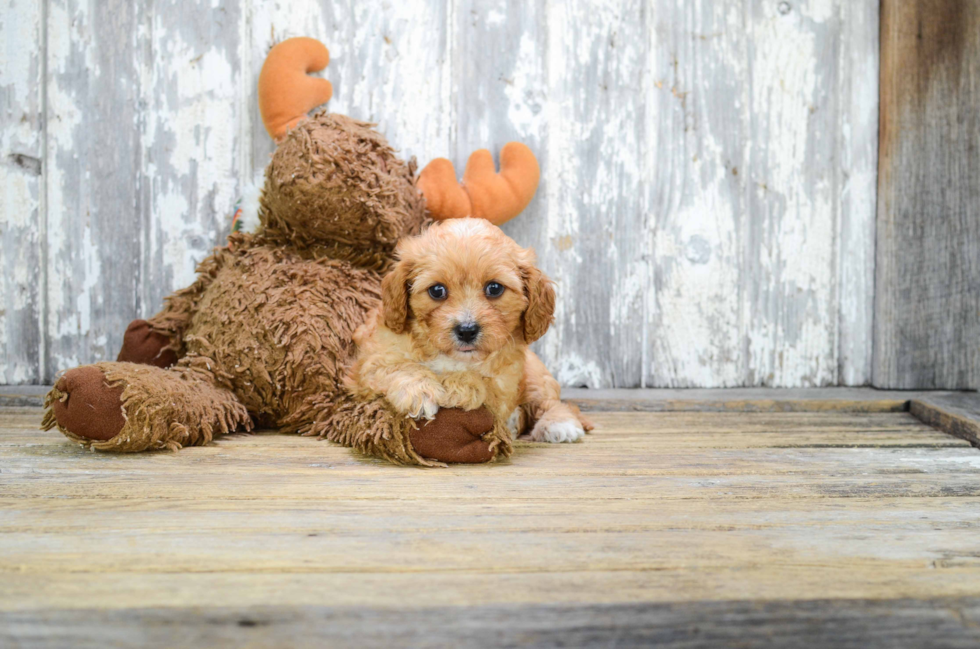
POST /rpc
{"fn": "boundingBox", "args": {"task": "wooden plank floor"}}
[2,405,980,647]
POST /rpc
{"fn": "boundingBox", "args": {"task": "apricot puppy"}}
[348,218,591,456]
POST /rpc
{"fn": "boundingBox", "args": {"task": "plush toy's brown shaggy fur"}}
[43,113,496,465]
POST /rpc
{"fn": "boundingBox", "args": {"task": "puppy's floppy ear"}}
[381,258,412,333]
[521,258,556,344]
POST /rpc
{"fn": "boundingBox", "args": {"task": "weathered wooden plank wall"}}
[875,1,980,390]
[1,0,881,388]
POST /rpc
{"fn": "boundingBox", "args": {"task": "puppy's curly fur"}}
[348,218,592,454]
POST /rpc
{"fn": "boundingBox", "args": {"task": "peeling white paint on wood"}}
[0,0,880,388]
[645,1,745,388]
[0,0,43,384]
[741,1,840,388]
[142,1,243,315]
[44,0,143,376]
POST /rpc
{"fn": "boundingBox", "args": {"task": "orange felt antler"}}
[258,37,333,141]
[418,142,541,226]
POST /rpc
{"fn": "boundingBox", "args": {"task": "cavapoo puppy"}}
[348,218,591,457]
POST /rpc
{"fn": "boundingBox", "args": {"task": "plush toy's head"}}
[260,112,426,265]
[255,38,424,267]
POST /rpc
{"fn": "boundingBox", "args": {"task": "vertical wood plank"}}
[644,1,746,388]
[141,1,243,315]
[740,0,841,387]
[836,0,878,386]
[44,0,143,380]
[0,0,43,383]
[551,0,647,388]
[874,0,980,390]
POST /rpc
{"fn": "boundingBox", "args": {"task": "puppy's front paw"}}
[440,373,487,410]
[529,417,585,443]
[388,382,444,420]
[415,395,441,420]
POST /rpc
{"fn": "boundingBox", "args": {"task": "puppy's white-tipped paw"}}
[417,397,440,421]
[530,417,585,443]
[404,392,440,420]
[387,384,443,421]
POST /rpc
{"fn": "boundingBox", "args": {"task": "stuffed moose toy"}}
[43,37,553,465]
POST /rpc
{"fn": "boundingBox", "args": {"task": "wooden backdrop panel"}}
[875,0,980,390]
[837,1,879,388]
[0,0,881,388]
[645,1,747,388]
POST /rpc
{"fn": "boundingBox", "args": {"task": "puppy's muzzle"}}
[453,322,481,345]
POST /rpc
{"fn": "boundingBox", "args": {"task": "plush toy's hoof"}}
[117,319,177,368]
[411,407,494,464]
[50,367,126,441]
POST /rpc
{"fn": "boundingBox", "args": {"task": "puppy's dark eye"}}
[427,284,448,300]
[484,281,505,298]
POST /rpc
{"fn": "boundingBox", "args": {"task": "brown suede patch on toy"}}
[410,407,495,464]
[48,366,126,441]
[117,319,178,368]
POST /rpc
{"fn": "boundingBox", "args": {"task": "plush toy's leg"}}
[112,244,242,371]
[411,407,507,464]
[116,319,178,368]
[290,392,505,466]
[42,362,251,452]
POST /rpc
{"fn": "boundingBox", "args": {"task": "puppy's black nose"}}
[453,322,481,344]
